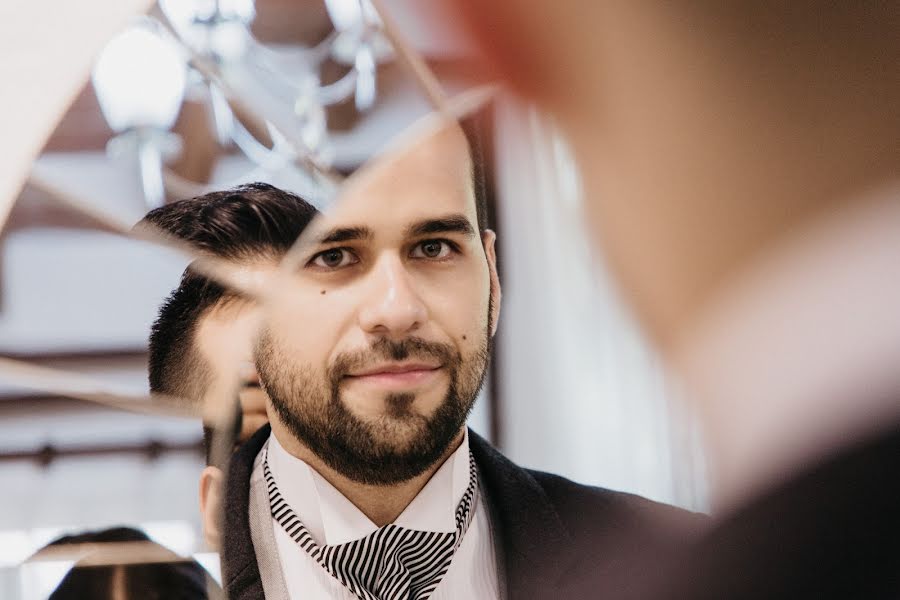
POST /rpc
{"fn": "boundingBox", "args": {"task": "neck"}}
[673,187,900,511]
[269,419,465,526]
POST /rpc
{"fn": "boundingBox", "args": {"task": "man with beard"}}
[221,118,696,600]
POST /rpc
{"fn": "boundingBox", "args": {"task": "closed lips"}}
[348,363,442,377]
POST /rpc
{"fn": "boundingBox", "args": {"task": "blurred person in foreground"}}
[41,526,222,600]
[145,119,697,598]
[444,2,900,598]
[139,183,320,550]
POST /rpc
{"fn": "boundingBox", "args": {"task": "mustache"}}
[329,337,458,381]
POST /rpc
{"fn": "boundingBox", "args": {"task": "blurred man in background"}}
[444,2,900,598]
[140,182,319,549]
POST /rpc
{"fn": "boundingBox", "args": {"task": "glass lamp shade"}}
[158,0,255,60]
[91,24,187,132]
[324,0,380,33]
[160,0,255,29]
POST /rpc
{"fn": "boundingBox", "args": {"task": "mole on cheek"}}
[320,290,326,295]
[462,335,467,340]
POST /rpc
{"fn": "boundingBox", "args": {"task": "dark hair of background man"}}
[460,107,494,235]
[45,526,222,600]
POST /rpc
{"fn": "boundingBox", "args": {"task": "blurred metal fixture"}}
[91,0,396,209]
[91,20,186,208]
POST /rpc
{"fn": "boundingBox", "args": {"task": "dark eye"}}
[411,240,452,260]
[311,248,357,269]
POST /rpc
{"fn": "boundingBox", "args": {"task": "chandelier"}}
[90,0,396,210]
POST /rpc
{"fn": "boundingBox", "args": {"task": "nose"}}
[357,255,427,338]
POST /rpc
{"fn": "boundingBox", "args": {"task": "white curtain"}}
[492,98,707,510]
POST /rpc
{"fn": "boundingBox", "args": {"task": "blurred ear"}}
[199,466,224,550]
[482,229,502,336]
[238,385,270,441]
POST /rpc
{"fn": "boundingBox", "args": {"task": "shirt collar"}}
[267,429,471,546]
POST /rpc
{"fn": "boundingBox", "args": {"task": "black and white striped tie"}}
[263,447,479,600]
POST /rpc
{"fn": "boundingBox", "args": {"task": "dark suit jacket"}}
[221,425,699,599]
[635,422,900,600]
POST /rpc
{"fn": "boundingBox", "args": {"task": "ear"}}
[482,229,502,336]
[199,466,224,550]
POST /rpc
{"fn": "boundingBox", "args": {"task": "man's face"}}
[258,122,501,485]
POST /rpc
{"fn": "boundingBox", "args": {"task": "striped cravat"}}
[263,447,479,600]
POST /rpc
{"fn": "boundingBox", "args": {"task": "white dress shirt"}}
[254,429,500,599]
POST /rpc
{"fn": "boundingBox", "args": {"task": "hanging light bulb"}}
[354,42,376,111]
[324,0,378,33]
[92,21,187,208]
[92,22,187,132]
[211,0,256,23]
[158,0,255,61]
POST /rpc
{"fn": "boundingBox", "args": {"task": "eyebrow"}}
[405,215,476,238]
[316,226,373,244]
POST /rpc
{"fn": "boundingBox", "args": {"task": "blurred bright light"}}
[160,0,255,29]
[209,0,255,21]
[92,23,187,132]
[325,0,380,32]
[354,46,376,110]
[159,0,255,59]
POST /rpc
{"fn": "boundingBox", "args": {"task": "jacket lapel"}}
[468,429,574,597]
[221,424,272,600]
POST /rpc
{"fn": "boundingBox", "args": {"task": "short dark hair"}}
[142,183,319,407]
[460,106,494,233]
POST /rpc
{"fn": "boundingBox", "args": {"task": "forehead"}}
[310,123,475,239]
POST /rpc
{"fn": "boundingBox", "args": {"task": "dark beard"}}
[257,332,491,485]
